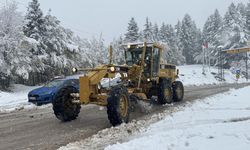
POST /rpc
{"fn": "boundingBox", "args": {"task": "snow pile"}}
[178,65,248,86]
[58,109,179,150]
[105,86,250,150]
[0,84,49,112]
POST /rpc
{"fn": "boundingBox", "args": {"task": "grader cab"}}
[52,42,184,126]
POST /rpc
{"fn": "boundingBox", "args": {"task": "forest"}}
[0,0,249,90]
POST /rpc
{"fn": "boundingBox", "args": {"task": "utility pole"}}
[246,52,248,81]
[202,42,208,74]
[202,46,205,74]
[218,46,223,81]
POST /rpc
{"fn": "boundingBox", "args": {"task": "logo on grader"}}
[52,42,184,126]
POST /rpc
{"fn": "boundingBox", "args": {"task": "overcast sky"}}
[1,0,249,43]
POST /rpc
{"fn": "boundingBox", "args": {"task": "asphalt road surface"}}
[0,83,249,150]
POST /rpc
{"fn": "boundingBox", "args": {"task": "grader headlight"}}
[72,67,78,73]
[110,66,115,73]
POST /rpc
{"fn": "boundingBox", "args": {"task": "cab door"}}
[151,47,160,78]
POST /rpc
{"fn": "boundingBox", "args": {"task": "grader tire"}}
[107,86,130,126]
[172,81,184,102]
[158,78,173,104]
[52,86,81,122]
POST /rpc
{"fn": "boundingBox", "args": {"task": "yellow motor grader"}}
[52,42,184,126]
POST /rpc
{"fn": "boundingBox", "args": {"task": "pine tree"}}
[124,17,139,43]
[165,24,185,64]
[0,1,32,88]
[223,3,247,48]
[246,1,250,41]
[152,23,159,41]
[180,14,200,64]
[42,10,63,55]
[159,23,167,42]
[143,17,153,42]
[112,36,125,65]
[23,0,45,41]
[203,9,222,45]
[201,9,223,65]
[175,20,183,52]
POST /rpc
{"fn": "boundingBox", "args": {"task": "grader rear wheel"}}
[52,86,81,122]
[172,81,184,102]
[107,86,130,126]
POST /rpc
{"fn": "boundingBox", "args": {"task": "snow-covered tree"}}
[143,17,153,42]
[222,3,247,49]
[199,9,223,65]
[158,23,184,65]
[124,17,139,43]
[111,36,125,65]
[152,23,159,42]
[180,14,201,64]
[175,20,183,50]
[246,1,250,41]
[78,35,108,68]
[23,0,45,41]
[0,1,30,89]
[158,23,167,42]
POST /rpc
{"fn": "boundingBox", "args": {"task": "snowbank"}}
[0,84,50,112]
[178,65,248,86]
[105,86,250,150]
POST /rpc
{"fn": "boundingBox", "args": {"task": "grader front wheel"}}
[107,86,130,126]
[52,86,81,122]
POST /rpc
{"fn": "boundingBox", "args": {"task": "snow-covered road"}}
[105,86,250,150]
[1,84,248,150]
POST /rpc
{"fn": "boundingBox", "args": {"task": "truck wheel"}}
[107,86,130,126]
[52,86,81,122]
[172,81,184,102]
[158,78,173,104]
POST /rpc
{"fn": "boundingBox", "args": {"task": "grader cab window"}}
[125,48,142,66]
[125,47,153,77]
[125,47,151,66]
[152,48,160,77]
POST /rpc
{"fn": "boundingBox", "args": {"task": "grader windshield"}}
[125,43,160,77]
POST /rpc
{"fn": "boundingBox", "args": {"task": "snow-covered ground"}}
[105,86,250,150]
[178,65,247,86]
[60,86,250,150]
[0,65,247,112]
[0,84,50,112]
